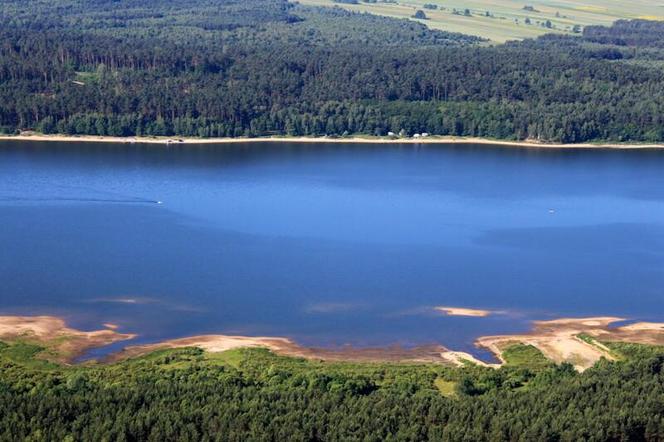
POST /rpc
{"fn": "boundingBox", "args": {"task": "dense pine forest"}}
[1,0,664,143]
[1,341,664,440]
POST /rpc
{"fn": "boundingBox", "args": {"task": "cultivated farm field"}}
[297,0,664,42]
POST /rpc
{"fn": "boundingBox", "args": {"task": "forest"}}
[1,0,664,143]
[1,340,664,440]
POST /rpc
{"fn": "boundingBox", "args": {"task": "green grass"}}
[576,334,622,360]
[297,0,664,42]
[4,337,662,391]
[434,378,458,397]
[576,333,595,345]
[205,348,255,368]
[501,344,551,369]
[602,341,664,361]
[0,341,59,370]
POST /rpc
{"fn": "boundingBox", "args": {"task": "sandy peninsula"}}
[2,133,664,149]
[476,317,664,371]
[109,334,458,364]
[435,306,493,317]
[0,315,135,363]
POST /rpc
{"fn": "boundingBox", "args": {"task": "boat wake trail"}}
[0,183,164,205]
[0,196,162,204]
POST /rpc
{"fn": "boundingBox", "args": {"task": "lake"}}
[1,140,664,357]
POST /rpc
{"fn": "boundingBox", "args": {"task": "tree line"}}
[0,0,663,143]
[1,342,663,440]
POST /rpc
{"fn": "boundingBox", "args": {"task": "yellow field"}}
[297,0,664,42]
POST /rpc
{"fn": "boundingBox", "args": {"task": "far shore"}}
[2,133,664,149]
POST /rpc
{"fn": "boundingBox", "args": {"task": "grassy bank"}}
[2,339,664,440]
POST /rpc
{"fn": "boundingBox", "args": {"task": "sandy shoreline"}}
[476,317,624,371]
[2,133,664,149]
[2,314,664,369]
[476,317,664,371]
[0,315,135,364]
[0,314,485,366]
[109,336,455,364]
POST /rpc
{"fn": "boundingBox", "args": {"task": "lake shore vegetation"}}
[1,0,664,144]
[2,315,664,440]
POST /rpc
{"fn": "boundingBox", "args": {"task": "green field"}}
[501,343,552,369]
[297,0,664,42]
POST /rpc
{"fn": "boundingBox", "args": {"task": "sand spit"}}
[109,334,457,365]
[0,315,135,363]
[109,335,298,362]
[439,351,501,368]
[477,317,664,371]
[2,133,664,149]
[435,306,493,317]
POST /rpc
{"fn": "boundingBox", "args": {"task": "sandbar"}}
[435,306,493,317]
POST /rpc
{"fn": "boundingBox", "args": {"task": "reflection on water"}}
[1,140,664,355]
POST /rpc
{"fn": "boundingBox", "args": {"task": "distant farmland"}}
[297,0,664,42]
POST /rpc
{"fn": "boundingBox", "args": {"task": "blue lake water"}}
[1,140,664,356]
